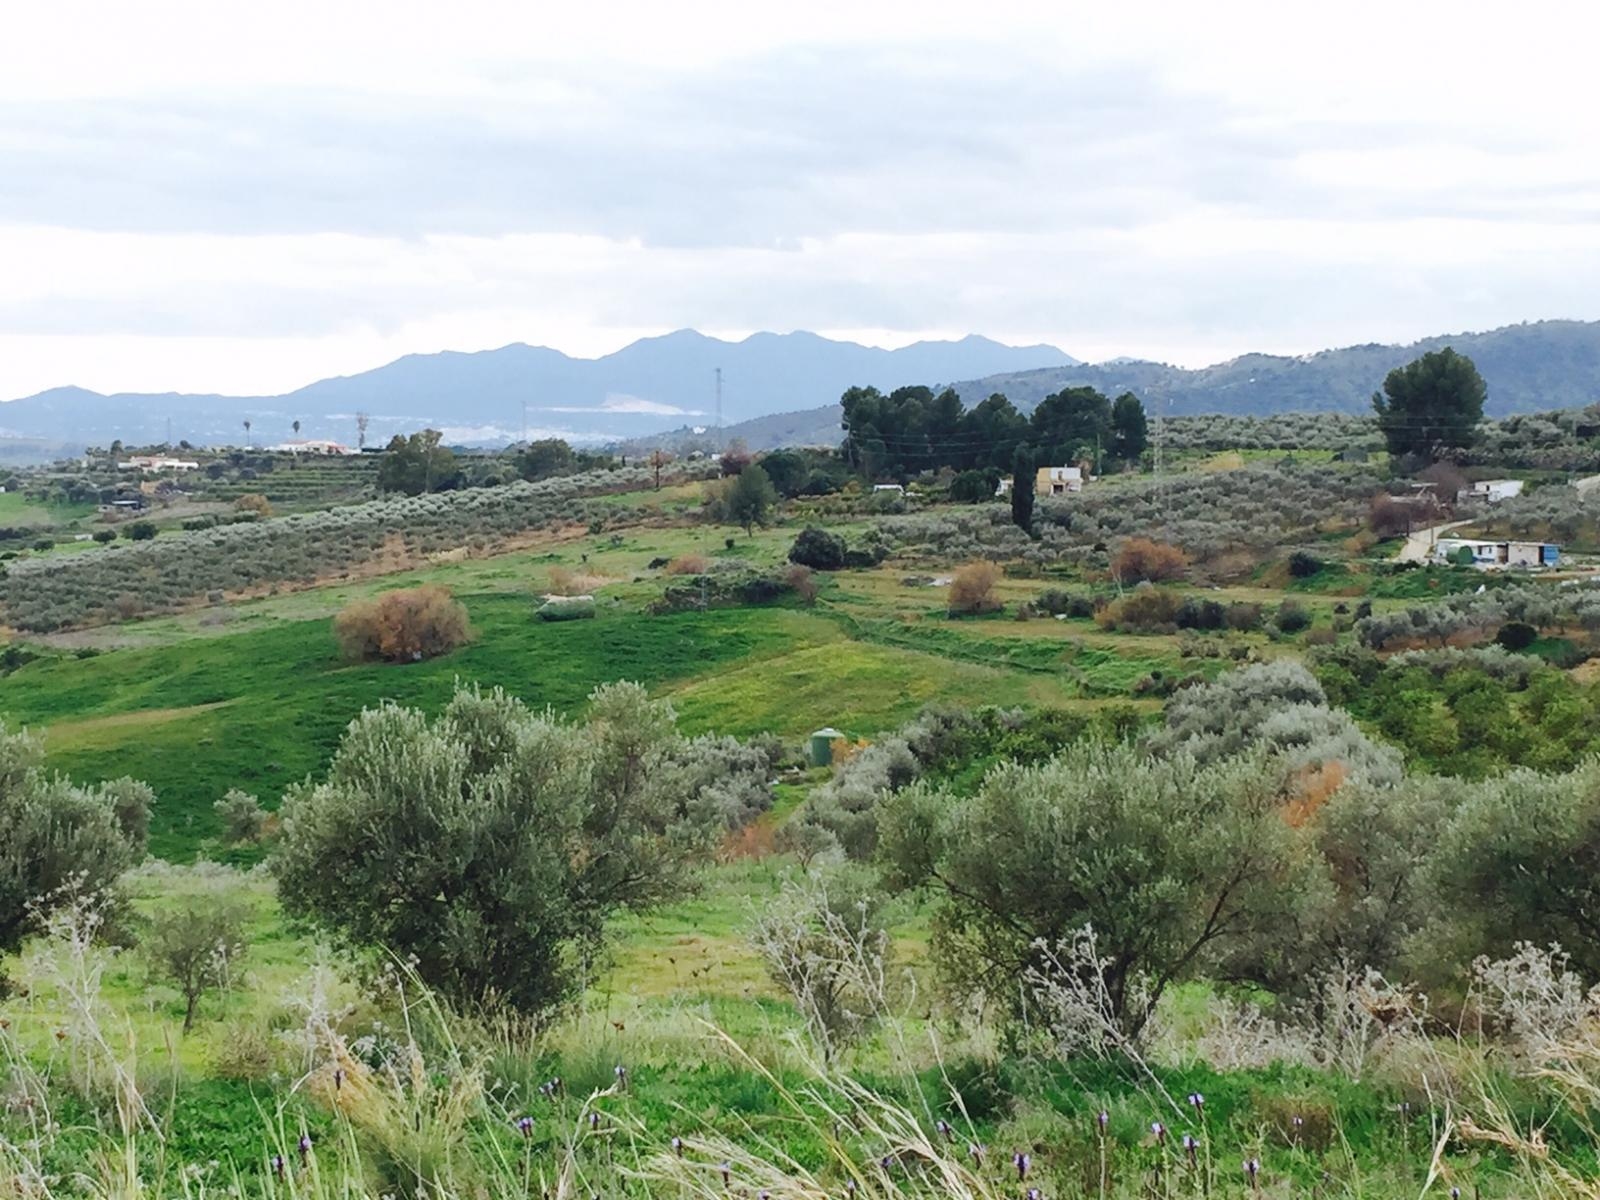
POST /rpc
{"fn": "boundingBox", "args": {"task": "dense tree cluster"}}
[839,384,1147,481]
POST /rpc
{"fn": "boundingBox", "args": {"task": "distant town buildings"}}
[266,439,357,455]
[117,455,199,472]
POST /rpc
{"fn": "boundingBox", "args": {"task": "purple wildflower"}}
[516,1116,534,1138]
[1013,1152,1031,1180]
[1151,1121,1166,1144]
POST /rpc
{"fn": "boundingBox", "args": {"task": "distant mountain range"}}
[4,320,1599,455]
[711,320,1600,449]
[0,331,1076,450]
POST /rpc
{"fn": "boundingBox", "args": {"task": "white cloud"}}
[0,0,1598,398]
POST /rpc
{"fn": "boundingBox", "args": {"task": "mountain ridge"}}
[6,320,1600,450]
[0,329,1077,447]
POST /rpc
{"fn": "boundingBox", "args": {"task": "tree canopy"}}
[1371,347,1487,459]
[273,683,738,1013]
[377,429,459,495]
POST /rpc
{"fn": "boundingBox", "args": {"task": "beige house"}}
[1036,465,1086,495]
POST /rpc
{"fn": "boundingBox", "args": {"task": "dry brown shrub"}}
[784,563,818,606]
[333,584,473,663]
[1095,586,1182,631]
[1282,760,1347,828]
[1369,492,1440,537]
[665,554,710,575]
[948,560,1003,615]
[1111,537,1189,583]
[234,493,273,517]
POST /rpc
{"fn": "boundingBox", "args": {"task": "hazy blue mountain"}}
[702,320,1600,449]
[0,330,1077,448]
[953,320,1600,418]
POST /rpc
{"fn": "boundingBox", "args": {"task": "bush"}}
[664,554,710,575]
[1096,584,1181,632]
[877,742,1314,1040]
[31,538,52,552]
[273,682,731,1013]
[1274,599,1313,634]
[947,560,1002,616]
[143,880,250,1031]
[0,722,150,984]
[1111,536,1188,583]
[749,869,888,1060]
[122,519,158,541]
[1036,588,1097,619]
[1496,621,1538,651]
[1288,550,1323,578]
[784,563,818,605]
[92,529,116,543]
[234,493,273,517]
[333,584,473,663]
[214,789,268,844]
[788,527,848,571]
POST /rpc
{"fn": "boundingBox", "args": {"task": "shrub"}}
[664,554,710,575]
[91,529,116,543]
[31,538,52,552]
[748,869,888,1060]
[214,789,268,844]
[122,519,158,541]
[1111,536,1188,583]
[1036,588,1097,619]
[1275,599,1313,633]
[1096,583,1181,632]
[947,560,1002,616]
[877,742,1314,1040]
[1288,550,1323,578]
[273,682,731,1013]
[1496,621,1538,651]
[143,881,251,1031]
[788,527,847,571]
[333,584,473,663]
[0,721,150,987]
[784,564,818,606]
[234,493,273,517]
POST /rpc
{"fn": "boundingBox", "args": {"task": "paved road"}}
[1397,518,1476,563]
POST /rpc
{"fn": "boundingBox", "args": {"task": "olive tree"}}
[878,742,1319,1042]
[274,682,734,1013]
[143,881,251,1031]
[0,722,150,991]
[1431,758,1600,980]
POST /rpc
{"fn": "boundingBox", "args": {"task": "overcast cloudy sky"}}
[2,0,1597,398]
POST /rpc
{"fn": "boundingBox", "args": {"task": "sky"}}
[2,0,1598,399]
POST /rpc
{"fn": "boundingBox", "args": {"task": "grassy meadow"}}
[4,466,1599,1200]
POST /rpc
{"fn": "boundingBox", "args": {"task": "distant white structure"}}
[117,455,199,472]
[1458,479,1526,504]
[268,439,357,455]
[1433,537,1559,569]
[872,483,906,495]
[1037,465,1086,495]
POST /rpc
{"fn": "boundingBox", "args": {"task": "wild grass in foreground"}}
[6,894,1600,1200]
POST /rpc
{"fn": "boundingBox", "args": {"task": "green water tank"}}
[809,727,844,767]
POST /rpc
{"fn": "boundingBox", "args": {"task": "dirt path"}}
[1397,518,1476,563]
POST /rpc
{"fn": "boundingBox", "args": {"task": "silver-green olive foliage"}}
[274,682,737,1013]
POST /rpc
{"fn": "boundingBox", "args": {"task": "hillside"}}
[0,331,1075,449]
[955,319,1600,418]
[644,320,1600,450]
